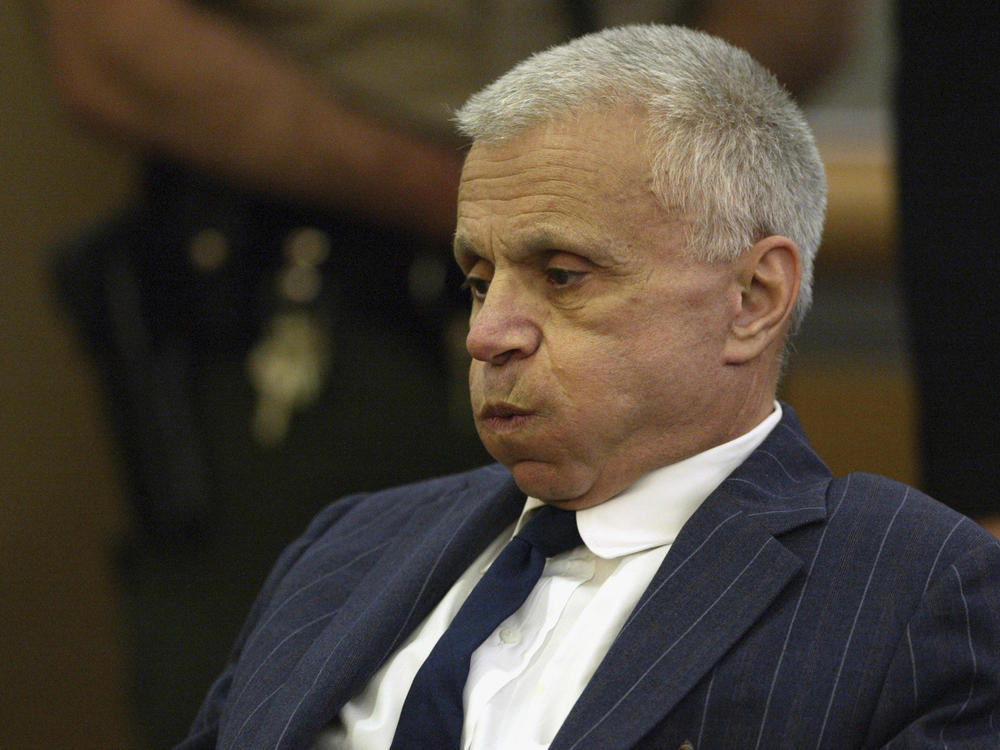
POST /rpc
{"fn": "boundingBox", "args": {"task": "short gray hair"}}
[455,24,826,332]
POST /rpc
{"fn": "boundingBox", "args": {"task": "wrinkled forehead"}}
[458,107,656,206]
[456,108,685,254]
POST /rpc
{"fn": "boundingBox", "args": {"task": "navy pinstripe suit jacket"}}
[177,406,1000,749]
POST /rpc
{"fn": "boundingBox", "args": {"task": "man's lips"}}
[478,403,534,432]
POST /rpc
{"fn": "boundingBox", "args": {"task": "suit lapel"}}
[226,407,830,750]
[235,468,525,750]
[553,407,831,750]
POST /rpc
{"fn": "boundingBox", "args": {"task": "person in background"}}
[177,24,1000,749]
[35,1,856,746]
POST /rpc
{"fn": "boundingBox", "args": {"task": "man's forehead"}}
[457,130,654,225]
[461,106,649,174]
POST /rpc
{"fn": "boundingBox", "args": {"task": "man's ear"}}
[723,235,801,364]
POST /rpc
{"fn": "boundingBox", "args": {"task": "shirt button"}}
[498,627,522,645]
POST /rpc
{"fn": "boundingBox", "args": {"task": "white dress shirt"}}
[317,404,781,749]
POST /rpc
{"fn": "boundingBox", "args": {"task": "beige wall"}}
[1,2,139,747]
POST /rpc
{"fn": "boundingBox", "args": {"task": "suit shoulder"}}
[828,471,996,561]
[247,463,515,626]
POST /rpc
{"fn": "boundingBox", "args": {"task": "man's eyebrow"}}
[515,228,626,266]
[452,233,480,264]
[452,230,566,266]
[453,227,627,267]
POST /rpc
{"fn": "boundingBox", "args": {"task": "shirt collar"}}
[519,402,782,559]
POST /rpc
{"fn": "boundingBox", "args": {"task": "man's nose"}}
[466,280,541,365]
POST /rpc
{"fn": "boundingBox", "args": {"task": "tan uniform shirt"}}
[219,0,686,137]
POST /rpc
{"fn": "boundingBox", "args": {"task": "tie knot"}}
[517,505,582,558]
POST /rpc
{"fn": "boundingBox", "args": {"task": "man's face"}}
[455,110,748,510]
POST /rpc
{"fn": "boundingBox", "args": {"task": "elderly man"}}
[177,25,1000,750]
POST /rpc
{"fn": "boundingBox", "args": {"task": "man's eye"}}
[461,276,490,301]
[545,268,584,287]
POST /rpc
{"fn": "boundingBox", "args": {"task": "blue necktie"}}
[389,504,582,749]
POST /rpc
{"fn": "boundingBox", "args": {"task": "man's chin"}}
[507,459,602,510]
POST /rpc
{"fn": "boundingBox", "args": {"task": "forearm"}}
[37,0,463,238]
